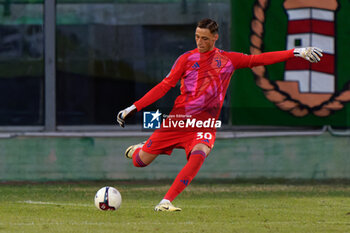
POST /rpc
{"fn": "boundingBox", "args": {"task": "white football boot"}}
[125,142,145,159]
[154,200,182,212]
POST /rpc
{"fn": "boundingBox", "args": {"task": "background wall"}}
[1,133,349,181]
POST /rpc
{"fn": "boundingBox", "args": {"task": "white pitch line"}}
[18,201,154,209]
[18,200,92,207]
[20,201,218,208]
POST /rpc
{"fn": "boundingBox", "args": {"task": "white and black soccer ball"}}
[94,186,122,211]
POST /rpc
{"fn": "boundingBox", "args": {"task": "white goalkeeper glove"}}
[117,104,137,128]
[294,47,323,63]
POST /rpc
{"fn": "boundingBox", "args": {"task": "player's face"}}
[195,27,218,53]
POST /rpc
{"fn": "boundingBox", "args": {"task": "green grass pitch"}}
[0,181,349,233]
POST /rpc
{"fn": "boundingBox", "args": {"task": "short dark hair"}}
[197,18,219,34]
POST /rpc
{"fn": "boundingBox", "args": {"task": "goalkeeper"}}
[117,18,322,211]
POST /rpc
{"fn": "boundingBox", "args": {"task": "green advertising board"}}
[230,0,350,127]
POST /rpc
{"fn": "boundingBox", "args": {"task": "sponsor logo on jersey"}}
[192,62,200,69]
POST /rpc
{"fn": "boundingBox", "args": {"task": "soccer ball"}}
[94,186,122,211]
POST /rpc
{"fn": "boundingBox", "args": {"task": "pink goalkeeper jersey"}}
[134,47,294,122]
